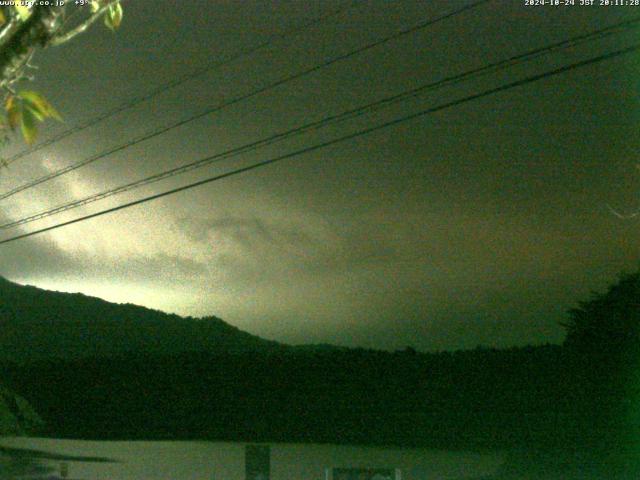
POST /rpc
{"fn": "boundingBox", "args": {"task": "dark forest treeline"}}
[0,345,593,450]
[1,271,639,452]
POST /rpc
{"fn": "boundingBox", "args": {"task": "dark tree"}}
[561,270,640,451]
[564,270,640,353]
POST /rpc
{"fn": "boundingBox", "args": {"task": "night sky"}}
[0,0,638,351]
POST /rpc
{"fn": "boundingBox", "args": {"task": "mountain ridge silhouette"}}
[0,276,281,363]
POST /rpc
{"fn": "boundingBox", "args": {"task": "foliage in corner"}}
[0,1,124,147]
[5,91,62,145]
[99,1,124,31]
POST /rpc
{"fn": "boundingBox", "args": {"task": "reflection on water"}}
[0,444,116,480]
[0,438,503,480]
[2,438,640,479]
[0,446,55,479]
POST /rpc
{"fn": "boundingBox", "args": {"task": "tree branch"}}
[0,16,20,50]
[0,5,64,88]
[50,1,122,46]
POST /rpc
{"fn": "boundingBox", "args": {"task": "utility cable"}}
[0,42,635,245]
[2,0,363,167]
[0,0,491,200]
[0,18,636,230]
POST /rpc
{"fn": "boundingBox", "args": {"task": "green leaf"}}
[5,95,20,131]
[20,107,37,145]
[0,9,6,26]
[4,91,64,145]
[18,90,62,121]
[14,4,32,21]
[104,2,123,31]
[25,105,44,122]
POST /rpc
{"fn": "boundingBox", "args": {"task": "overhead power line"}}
[0,17,637,231]
[2,0,363,167]
[1,42,636,246]
[0,0,491,201]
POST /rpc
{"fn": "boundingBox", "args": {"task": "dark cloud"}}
[0,1,638,351]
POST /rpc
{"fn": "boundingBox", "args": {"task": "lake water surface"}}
[0,436,504,480]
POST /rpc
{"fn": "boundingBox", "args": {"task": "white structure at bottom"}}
[0,437,504,480]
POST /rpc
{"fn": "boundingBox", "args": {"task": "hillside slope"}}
[0,276,280,363]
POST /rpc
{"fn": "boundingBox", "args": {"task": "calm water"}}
[2,437,637,479]
[0,437,504,480]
